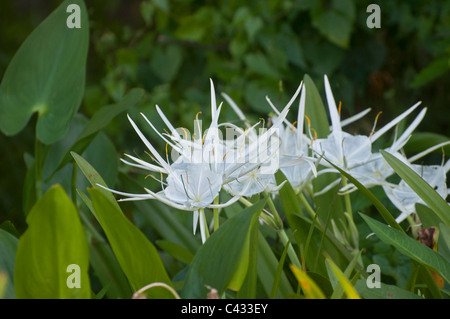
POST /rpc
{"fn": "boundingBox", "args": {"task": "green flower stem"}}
[278,228,302,269]
[341,175,353,222]
[238,195,301,269]
[213,196,219,232]
[341,175,359,250]
[239,197,278,229]
[297,192,316,219]
[263,190,283,229]
[263,191,302,269]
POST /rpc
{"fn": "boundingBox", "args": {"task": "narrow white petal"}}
[221,92,247,122]
[127,114,172,173]
[208,194,241,208]
[407,141,450,164]
[390,107,427,152]
[314,178,342,196]
[140,112,183,154]
[199,210,206,244]
[324,75,342,157]
[155,104,181,139]
[210,78,217,121]
[297,84,306,149]
[370,101,422,143]
[143,188,195,211]
[123,154,167,173]
[193,210,199,235]
[339,108,372,128]
[96,183,154,199]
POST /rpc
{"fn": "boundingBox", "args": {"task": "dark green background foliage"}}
[1,0,450,235]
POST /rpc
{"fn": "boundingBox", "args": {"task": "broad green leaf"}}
[77,190,133,299]
[121,174,200,254]
[312,10,352,49]
[72,152,117,207]
[354,279,421,299]
[237,220,258,299]
[0,272,7,299]
[361,213,450,284]
[156,240,194,265]
[325,258,360,299]
[89,237,133,299]
[0,0,89,144]
[181,200,264,299]
[290,265,326,299]
[257,230,294,298]
[14,185,91,298]
[88,188,173,298]
[0,229,18,299]
[381,150,450,227]
[405,132,450,155]
[302,74,329,138]
[411,56,450,88]
[415,203,443,229]
[439,223,450,263]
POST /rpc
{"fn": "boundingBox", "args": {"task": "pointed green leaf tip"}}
[0,0,89,144]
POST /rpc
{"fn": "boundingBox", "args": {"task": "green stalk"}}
[239,197,278,229]
[297,192,316,219]
[213,196,220,232]
[341,175,353,222]
[278,228,301,269]
[264,191,283,229]
[263,191,301,269]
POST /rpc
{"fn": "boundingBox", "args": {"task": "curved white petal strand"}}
[339,108,372,128]
[324,75,343,158]
[155,104,181,139]
[96,183,154,199]
[127,114,172,173]
[123,154,167,173]
[370,101,421,143]
[144,188,196,211]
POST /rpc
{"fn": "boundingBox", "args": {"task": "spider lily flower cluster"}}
[103,76,450,243]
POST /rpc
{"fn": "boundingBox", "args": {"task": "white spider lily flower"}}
[339,111,450,194]
[266,85,318,191]
[217,82,303,196]
[311,75,422,171]
[383,159,450,224]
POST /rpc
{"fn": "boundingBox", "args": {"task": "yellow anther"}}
[370,111,383,136]
[304,115,311,128]
[259,118,266,129]
[338,101,342,117]
[310,128,318,147]
[145,151,155,162]
[181,127,189,140]
[291,121,297,134]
